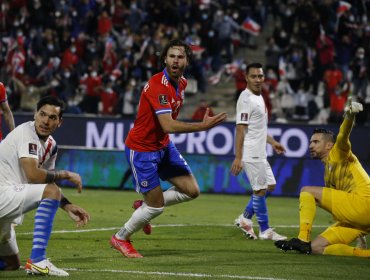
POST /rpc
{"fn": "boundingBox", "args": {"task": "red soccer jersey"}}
[0,82,7,140]
[125,70,187,151]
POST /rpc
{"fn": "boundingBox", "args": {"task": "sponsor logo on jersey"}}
[159,94,168,105]
[241,113,248,121]
[29,143,38,155]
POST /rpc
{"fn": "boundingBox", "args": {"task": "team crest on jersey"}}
[29,143,38,155]
[241,113,248,121]
[158,94,168,105]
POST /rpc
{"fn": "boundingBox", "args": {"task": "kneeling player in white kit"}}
[0,96,90,276]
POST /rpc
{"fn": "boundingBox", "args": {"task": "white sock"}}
[116,205,164,240]
[163,186,193,206]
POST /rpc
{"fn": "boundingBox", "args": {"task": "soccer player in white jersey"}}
[0,96,90,276]
[230,62,287,241]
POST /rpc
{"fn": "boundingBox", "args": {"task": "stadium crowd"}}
[0,0,369,124]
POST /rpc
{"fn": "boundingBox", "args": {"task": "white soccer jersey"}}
[236,88,268,162]
[0,121,57,187]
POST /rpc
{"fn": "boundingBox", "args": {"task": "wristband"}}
[60,197,72,208]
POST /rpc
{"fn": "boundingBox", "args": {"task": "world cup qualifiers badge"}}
[241,113,248,121]
[29,143,38,155]
[159,94,168,105]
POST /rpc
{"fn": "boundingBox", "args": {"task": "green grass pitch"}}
[3,188,369,280]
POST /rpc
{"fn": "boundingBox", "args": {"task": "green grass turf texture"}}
[3,188,368,280]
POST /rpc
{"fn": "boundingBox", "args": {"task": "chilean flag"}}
[190,44,205,55]
[337,1,351,15]
[278,57,286,78]
[242,17,261,36]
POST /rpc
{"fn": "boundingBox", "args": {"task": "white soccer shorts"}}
[242,160,276,191]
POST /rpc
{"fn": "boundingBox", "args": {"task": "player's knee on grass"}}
[187,187,200,199]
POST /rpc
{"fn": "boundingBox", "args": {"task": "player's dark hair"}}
[160,39,193,67]
[312,128,336,143]
[37,95,66,118]
[246,62,263,74]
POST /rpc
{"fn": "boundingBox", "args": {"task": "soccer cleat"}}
[258,228,287,241]
[25,258,69,276]
[234,214,257,240]
[110,235,143,258]
[132,200,152,235]
[275,238,312,254]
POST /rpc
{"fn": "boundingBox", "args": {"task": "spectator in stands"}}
[350,47,368,100]
[0,0,368,124]
[232,62,248,103]
[79,68,103,114]
[292,83,318,121]
[264,36,281,76]
[335,34,353,79]
[323,63,344,108]
[328,81,350,123]
[191,99,215,121]
[212,10,240,66]
[276,77,295,119]
[11,76,54,112]
[118,78,139,119]
[315,30,335,84]
[99,77,118,116]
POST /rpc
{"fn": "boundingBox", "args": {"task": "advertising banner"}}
[11,114,370,196]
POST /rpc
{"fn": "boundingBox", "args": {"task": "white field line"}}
[16,224,301,279]
[63,268,287,280]
[17,224,327,235]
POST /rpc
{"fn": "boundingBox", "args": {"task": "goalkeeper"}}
[275,99,370,257]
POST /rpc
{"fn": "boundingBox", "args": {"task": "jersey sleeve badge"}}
[158,94,169,105]
[241,113,248,121]
[29,143,38,155]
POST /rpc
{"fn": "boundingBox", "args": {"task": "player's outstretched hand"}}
[202,108,227,129]
[272,142,286,155]
[64,204,90,227]
[67,171,83,193]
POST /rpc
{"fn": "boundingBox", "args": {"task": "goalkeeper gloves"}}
[344,98,363,115]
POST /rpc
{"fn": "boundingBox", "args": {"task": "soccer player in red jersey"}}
[0,82,15,141]
[110,39,227,258]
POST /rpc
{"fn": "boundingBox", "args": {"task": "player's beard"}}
[167,65,184,80]
[310,151,321,160]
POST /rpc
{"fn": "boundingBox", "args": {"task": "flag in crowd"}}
[336,1,351,16]
[242,17,261,36]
